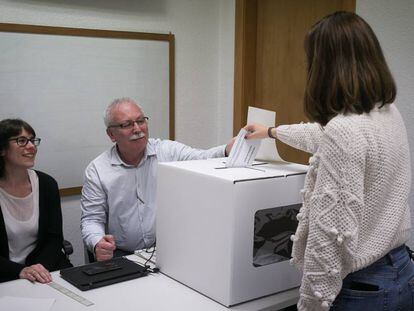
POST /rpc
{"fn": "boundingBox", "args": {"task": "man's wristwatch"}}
[267,127,277,139]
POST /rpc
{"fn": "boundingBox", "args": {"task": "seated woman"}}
[0,119,72,283]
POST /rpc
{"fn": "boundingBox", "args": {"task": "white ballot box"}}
[156,159,308,307]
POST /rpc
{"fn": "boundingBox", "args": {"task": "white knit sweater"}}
[276,104,411,311]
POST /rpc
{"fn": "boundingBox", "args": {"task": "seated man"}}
[81,98,233,261]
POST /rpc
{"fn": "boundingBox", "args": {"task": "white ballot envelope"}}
[247,106,284,162]
[225,128,261,168]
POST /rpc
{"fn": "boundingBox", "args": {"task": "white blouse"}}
[0,170,39,264]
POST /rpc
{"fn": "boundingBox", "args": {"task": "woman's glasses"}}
[8,136,41,147]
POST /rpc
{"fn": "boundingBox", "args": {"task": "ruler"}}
[48,281,94,307]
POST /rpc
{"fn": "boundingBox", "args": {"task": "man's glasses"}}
[107,117,149,130]
[9,136,41,147]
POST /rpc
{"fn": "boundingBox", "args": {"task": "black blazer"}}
[0,170,72,282]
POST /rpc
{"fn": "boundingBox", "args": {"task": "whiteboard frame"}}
[0,23,175,196]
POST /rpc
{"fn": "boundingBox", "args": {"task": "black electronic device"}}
[82,261,122,276]
[60,257,148,291]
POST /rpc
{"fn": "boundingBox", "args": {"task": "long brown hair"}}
[304,11,396,126]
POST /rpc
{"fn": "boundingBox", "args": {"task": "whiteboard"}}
[0,24,174,192]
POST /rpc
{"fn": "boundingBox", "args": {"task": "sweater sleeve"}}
[26,172,68,271]
[276,123,324,154]
[0,250,25,282]
[0,203,25,281]
[293,121,366,310]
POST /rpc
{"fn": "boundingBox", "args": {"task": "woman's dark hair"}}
[304,11,396,126]
[0,119,36,178]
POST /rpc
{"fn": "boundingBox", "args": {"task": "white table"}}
[0,258,299,311]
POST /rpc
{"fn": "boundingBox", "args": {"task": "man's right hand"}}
[95,235,116,261]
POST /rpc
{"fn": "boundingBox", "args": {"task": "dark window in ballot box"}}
[253,204,301,267]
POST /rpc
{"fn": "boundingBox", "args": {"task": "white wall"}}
[0,0,235,147]
[60,195,84,266]
[0,0,235,266]
[357,0,414,248]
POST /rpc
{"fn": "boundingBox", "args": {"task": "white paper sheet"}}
[0,296,55,311]
[225,128,261,167]
[247,106,284,162]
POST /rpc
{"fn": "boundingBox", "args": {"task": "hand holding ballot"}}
[225,128,261,167]
[244,123,274,140]
[240,106,284,163]
[226,106,288,168]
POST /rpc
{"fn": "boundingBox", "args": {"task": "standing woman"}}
[0,119,72,283]
[245,11,414,311]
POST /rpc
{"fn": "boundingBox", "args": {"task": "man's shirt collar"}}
[109,140,156,167]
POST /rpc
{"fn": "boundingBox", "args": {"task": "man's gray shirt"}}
[80,138,225,252]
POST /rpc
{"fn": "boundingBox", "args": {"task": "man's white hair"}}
[103,97,144,127]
